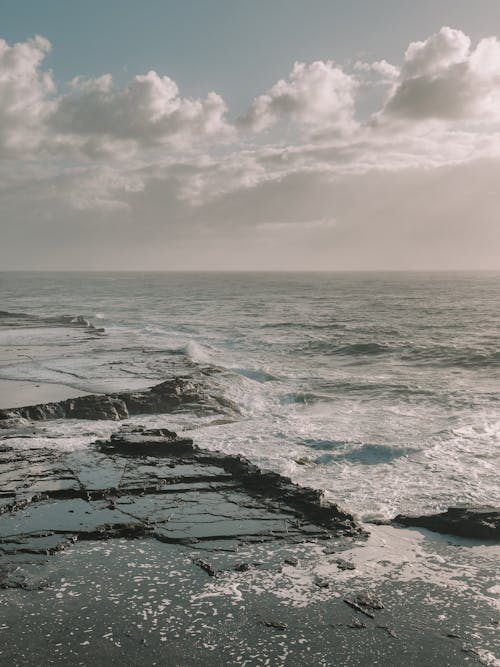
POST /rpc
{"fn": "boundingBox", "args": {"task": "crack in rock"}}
[0,425,367,570]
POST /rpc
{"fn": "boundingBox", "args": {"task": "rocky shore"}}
[0,423,362,563]
[0,377,239,423]
[1,383,498,543]
[0,384,499,665]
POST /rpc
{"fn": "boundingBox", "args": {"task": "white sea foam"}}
[181,340,213,364]
[1,271,499,518]
[3,419,117,451]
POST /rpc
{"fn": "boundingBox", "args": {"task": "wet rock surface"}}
[0,378,238,423]
[393,506,500,541]
[0,425,364,572]
[0,380,498,665]
[1,535,497,667]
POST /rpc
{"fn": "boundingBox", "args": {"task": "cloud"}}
[0,35,232,159]
[3,155,500,271]
[1,29,500,271]
[354,59,399,85]
[240,60,358,135]
[0,35,55,155]
[51,70,233,154]
[381,26,500,123]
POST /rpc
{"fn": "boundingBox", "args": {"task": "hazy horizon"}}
[2,269,500,274]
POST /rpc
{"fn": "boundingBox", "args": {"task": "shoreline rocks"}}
[0,425,366,565]
[393,506,499,541]
[0,377,239,423]
[1,378,498,543]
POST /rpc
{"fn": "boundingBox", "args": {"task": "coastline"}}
[0,304,498,665]
[0,395,499,665]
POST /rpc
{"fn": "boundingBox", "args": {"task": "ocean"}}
[1,271,499,520]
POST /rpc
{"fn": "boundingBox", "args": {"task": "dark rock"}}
[354,591,384,610]
[314,576,330,588]
[344,598,375,619]
[349,617,367,629]
[261,620,288,630]
[284,556,298,566]
[106,426,194,455]
[377,625,397,638]
[234,563,251,572]
[177,537,200,546]
[294,458,314,466]
[336,558,355,570]
[393,506,500,541]
[344,591,383,619]
[368,518,391,526]
[193,558,217,577]
[0,376,238,423]
[0,425,365,567]
[66,395,129,420]
[0,394,128,422]
[194,452,366,537]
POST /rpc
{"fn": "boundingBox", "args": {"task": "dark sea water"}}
[1,271,499,519]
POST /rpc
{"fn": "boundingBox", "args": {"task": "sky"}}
[2,0,500,270]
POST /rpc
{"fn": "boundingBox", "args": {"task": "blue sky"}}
[3,0,500,112]
[1,2,500,269]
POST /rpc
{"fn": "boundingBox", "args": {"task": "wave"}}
[260,321,346,331]
[166,341,214,364]
[334,342,392,356]
[302,438,350,450]
[324,381,435,398]
[404,347,500,368]
[305,440,414,465]
[299,340,392,357]
[181,341,213,364]
[297,337,500,368]
[0,310,103,332]
[280,391,334,405]
[232,367,279,383]
[0,310,33,320]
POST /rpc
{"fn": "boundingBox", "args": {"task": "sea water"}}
[0,271,498,520]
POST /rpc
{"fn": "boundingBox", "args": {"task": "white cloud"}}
[401,26,470,78]
[2,30,500,270]
[0,35,233,159]
[382,26,500,123]
[52,70,233,153]
[0,35,55,155]
[240,60,358,135]
[354,59,399,85]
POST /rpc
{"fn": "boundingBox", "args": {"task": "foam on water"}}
[0,271,499,519]
[3,419,117,452]
[180,340,214,364]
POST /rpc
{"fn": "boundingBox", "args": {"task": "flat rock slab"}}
[0,427,363,569]
[0,427,498,666]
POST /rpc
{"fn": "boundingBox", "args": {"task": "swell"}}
[280,382,435,405]
[403,347,500,368]
[0,310,104,332]
[297,338,500,368]
[260,321,347,331]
